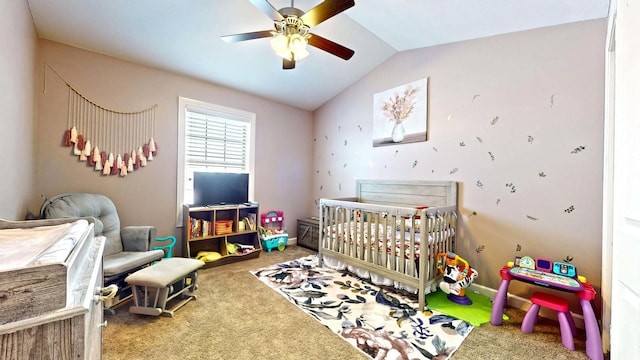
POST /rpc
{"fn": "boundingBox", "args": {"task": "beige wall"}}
[313,19,606,307]
[0,1,37,220]
[34,40,314,254]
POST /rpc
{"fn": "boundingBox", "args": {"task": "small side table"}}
[297,217,319,251]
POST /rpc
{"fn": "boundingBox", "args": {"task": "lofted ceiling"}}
[27,0,609,111]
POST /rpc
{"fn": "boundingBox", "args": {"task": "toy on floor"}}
[436,252,478,305]
[259,210,288,252]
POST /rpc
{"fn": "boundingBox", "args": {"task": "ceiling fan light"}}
[289,33,307,53]
[292,47,309,61]
[270,34,289,53]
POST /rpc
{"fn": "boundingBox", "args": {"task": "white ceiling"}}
[27,0,609,111]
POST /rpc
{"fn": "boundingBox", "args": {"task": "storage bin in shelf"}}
[260,234,288,252]
[215,220,233,235]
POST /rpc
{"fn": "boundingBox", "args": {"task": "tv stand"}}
[183,204,260,268]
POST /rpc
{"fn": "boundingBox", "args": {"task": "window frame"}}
[176,96,256,226]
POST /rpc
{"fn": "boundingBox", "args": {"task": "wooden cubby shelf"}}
[183,204,260,268]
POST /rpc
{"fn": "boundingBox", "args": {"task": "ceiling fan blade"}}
[249,0,284,20]
[221,30,273,43]
[300,0,355,28]
[308,34,355,60]
[283,57,295,70]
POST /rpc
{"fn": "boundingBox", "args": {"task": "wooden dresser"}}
[297,217,319,251]
[0,219,106,360]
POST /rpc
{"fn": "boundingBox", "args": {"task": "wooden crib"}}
[318,180,458,311]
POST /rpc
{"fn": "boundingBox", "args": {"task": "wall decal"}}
[432,147,438,152]
[564,205,575,213]
[528,135,534,143]
[344,140,348,146]
[571,145,586,154]
[450,168,459,174]
[506,183,516,193]
[538,172,547,177]
[526,215,539,221]
[488,152,495,161]
[491,116,499,125]
[343,163,347,168]
[496,199,501,205]
[550,94,555,107]
[476,181,484,188]
[563,256,573,263]
[476,136,483,143]
[516,244,522,252]
[473,94,480,101]
[459,141,466,147]
[372,77,429,146]
[476,245,485,253]
[358,125,363,132]
[412,160,418,168]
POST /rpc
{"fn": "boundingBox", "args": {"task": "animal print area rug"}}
[250,256,472,360]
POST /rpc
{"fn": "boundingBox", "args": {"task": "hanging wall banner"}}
[48,63,158,177]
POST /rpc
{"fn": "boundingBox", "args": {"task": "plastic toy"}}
[196,251,222,262]
[260,210,288,252]
[436,252,479,305]
[153,236,177,259]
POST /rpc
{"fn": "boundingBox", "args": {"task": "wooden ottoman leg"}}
[129,285,163,316]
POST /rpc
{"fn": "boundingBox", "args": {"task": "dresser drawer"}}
[297,218,319,251]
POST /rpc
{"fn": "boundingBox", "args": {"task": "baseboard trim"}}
[468,283,586,329]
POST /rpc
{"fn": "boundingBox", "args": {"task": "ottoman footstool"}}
[125,257,205,317]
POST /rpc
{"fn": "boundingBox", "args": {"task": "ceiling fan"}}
[221,0,355,70]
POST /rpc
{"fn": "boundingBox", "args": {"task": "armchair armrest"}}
[121,226,158,252]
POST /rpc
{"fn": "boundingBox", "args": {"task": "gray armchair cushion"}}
[40,193,164,270]
[104,251,165,278]
[41,193,123,256]
[121,226,157,252]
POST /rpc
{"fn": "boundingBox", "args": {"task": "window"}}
[177,97,255,225]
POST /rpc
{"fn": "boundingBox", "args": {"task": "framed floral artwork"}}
[372,77,429,147]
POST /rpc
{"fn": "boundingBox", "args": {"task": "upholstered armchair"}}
[40,193,165,311]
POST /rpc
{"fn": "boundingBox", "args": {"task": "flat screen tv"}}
[193,172,249,206]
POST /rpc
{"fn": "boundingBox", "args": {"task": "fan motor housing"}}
[279,7,304,18]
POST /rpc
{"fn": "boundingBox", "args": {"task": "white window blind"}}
[177,97,255,226]
[185,111,250,172]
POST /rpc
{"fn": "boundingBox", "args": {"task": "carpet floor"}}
[103,246,592,359]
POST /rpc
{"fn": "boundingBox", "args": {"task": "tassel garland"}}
[63,126,158,177]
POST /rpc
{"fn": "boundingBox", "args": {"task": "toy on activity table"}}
[436,252,479,305]
[259,210,288,252]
